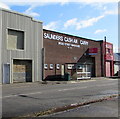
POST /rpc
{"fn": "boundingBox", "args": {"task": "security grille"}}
[77,72,91,79]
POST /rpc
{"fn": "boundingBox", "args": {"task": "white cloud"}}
[64,15,104,30]
[24,6,40,17]
[76,0,118,4]
[94,29,107,34]
[77,15,104,30]
[0,2,10,10]
[43,21,59,30]
[90,3,107,11]
[60,0,69,5]
[0,0,118,6]
[64,5,117,31]
[104,9,118,15]
[64,18,78,28]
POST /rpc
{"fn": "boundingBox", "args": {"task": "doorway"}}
[3,64,10,84]
[13,60,32,83]
[61,65,65,78]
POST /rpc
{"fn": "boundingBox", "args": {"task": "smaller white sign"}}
[58,42,80,48]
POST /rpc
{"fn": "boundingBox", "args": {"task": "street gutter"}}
[14,94,119,118]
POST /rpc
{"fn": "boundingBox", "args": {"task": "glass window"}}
[50,64,54,69]
[44,64,48,69]
[56,64,60,70]
[77,65,83,69]
[68,64,74,69]
[7,29,24,50]
[106,48,111,54]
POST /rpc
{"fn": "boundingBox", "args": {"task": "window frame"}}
[67,64,75,70]
[44,64,48,69]
[56,64,60,70]
[6,28,26,51]
[50,64,54,70]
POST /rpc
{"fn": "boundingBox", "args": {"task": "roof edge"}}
[43,29,103,42]
[0,8,43,24]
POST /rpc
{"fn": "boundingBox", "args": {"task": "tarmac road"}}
[1,78,119,118]
[46,97,118,117]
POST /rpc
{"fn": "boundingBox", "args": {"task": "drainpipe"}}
[104,36,106,77]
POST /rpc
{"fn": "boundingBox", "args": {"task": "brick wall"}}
[43,29,102,80]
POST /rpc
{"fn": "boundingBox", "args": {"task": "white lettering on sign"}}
[44,33,63,41]
[64,37,78,44]
[58,42,80,48]
[80,40,88,45]
[44,32,89,47]
[58,42,64,46]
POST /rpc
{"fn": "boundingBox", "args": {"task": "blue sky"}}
[0,1,118,52]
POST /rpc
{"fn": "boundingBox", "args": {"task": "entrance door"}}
[3,64,10,84]
[114,64,119,75]
[106,62,111,77]
[61,65,65,78]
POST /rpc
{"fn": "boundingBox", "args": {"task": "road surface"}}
[2,78,119,118]
[46,97,118,117]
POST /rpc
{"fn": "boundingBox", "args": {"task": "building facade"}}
[104,41,114,77]
[114,53,120,76]
[0,9,115,84]
[0,9,43,84]
[43,29,112,80]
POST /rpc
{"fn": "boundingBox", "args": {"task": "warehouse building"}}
[43,29,114,80]
[0,9,43,84]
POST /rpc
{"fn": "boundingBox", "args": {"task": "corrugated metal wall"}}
[0,9,43,83]
[0,10,2,84]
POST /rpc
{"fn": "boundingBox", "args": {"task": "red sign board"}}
[105,54,114,60]
[106,43,113,49]
[88,48,98,55]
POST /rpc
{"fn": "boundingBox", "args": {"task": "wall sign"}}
[88,48,98,55]
[44,33,88,48]
[58,42,80,48]
[105,55,113,60]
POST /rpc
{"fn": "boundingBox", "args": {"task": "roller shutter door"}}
[13,60,32,83]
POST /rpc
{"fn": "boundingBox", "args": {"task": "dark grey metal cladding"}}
[0,9,43,83]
